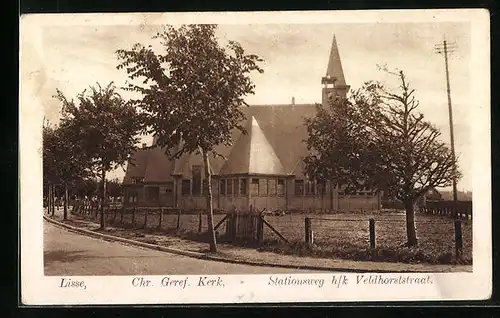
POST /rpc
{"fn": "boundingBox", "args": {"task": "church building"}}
[122,35,382,212]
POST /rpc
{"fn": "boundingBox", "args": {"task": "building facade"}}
[122,35,381,213]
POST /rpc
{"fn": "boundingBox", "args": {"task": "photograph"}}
[20,9,491,304]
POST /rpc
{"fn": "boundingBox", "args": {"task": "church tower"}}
[321,35,350,106]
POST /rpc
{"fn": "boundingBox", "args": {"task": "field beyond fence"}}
[69,203,472,265]
[260,212,472,264]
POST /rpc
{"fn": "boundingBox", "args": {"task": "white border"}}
[20,9,491,304]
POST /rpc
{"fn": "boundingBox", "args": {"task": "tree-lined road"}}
[44,221,319,275]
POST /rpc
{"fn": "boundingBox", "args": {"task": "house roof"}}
[123,104,317,184]
[122,34,346,184]
[122,148,149,184]
[143,145,176,182]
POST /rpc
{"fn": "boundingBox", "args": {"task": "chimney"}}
[142,143,147,148]
[291,97,295,105]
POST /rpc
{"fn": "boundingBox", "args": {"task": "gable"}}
[219,116,286,175]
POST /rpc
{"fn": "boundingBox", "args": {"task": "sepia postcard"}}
[20,9,491,305]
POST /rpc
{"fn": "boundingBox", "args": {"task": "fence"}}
[303,214,471,258]
[420,200,472,220]
[71,202,228,235]
[71,202,472,260]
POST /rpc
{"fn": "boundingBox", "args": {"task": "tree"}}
[107,178,123,198]
[55,82,142,229]
[116,24,263,253]
[43,120,89,219]
[74,178,100,199]
[304,69,460,247]
[43,122,59,216]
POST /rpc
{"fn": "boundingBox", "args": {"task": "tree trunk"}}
[202,150,217,253]
[46,185,50,215]
[51,184,55,217]
[99,169,107,229]
[47,185,51,215]
[404,199,418,247]
[63,183,68,220]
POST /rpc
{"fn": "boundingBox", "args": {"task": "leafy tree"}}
[106,178,123,198]
[116,24,263,252]
[55,82,142,229]
[74,178,99,199]
[304,69,460,247]
[43,120,89,219]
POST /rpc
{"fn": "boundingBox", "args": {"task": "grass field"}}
[260,212,472,264]
[78,208,472,264]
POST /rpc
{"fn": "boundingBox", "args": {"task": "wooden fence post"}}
[176,209,181,230]
[132,206,136,228]
[257,216,264,243]
[455,220,463,258]
[144,208,149,228]
[158,208,163,229]
[198,211,202,233]
[305,217,313,246]
[369,218,376,249]
[120,206,124,224]
[112,206,117,223]
[225,212,237,241]
[225,214,231,239]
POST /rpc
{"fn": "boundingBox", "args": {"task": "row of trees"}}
[43,177,123,201]
[43,83,142,224]
[44,24,459,252]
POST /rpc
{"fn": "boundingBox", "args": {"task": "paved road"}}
[44,221,321,275]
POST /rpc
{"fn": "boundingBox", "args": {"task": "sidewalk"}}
[44,208,472,273]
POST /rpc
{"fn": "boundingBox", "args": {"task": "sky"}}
[38,21,472,191]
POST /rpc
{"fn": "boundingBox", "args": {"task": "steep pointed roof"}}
[325,35,347,86]
[219,116,286,175]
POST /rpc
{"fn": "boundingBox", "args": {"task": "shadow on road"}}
[44,249,167,265]
[44,250,88,264]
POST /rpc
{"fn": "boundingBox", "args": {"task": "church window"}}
[181,180,191,196]
[251,178,259,196]
[240,179,247,195]
[305,179,315,196]
[295,180,304,196]
[192,165,202,196]
[268,179,276,196]
[219,179,226,196]
[259,179,268,196]
[233,178,239,195]
[277,179,286,196]
[227,179,233,195]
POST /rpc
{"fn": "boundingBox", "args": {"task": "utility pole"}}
[434,38,459,218]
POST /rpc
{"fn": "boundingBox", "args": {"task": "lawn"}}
[260,211,472,264]
[78,207,472,264]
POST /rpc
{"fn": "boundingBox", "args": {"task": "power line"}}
[434,39,459,219]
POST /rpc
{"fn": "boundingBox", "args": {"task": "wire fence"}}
[260,212,472,259]
[72,203,228,235]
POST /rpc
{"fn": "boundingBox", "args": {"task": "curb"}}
[43,215,466,273]
[44,215,204,259]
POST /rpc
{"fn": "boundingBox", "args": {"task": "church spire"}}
[325,35,346,86]
[322,34,350,103]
